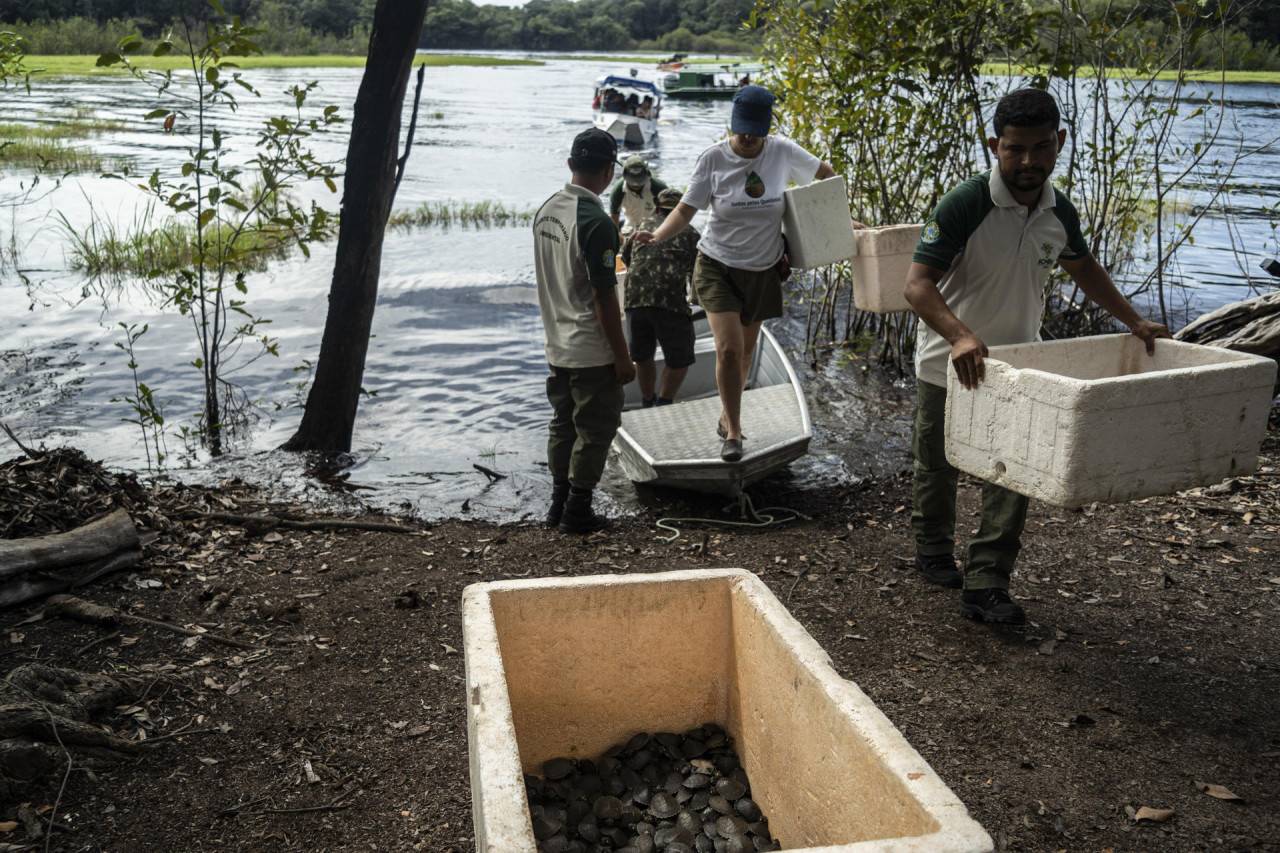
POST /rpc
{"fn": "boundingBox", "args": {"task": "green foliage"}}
[1,15,150,53]
[0,28,28,84]
[97,0,341,457]
[759,0,1044,365]
[421,0,759,52]
[111,322,168,470]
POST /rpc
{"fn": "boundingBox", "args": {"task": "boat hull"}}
[610,322,812,496]
[593,112,655,146]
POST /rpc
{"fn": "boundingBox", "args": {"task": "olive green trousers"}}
[910,380,1028,590]
[546,364,624,490]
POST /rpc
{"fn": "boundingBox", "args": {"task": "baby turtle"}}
[734,797,762,822]
[543,757,574,781]
[715,778,746,801]
[594,795,623,823]
[682,772,712,790]
[649,791,680,819]
[714,814,748,839]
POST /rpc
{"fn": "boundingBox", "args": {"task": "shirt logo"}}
[744,171,765,199]
[603,249,615,268]
[1038,242,1056,268]
[921,221,941,244]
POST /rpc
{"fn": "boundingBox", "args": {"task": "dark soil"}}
[1,439,1278,852]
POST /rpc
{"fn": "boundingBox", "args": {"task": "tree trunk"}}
[282,0,431,453]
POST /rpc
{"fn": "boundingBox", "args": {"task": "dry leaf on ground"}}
[1196,781,1244,801]
[1134,806,1176,823]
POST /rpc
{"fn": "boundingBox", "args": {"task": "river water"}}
[1,55,1277,520]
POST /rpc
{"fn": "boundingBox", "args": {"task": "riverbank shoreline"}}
[1,436,1277,851]
[20,53,1280,83]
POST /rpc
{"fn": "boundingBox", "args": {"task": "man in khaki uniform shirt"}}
[533,128,635,533]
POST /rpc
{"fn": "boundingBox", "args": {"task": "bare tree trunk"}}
[282,0,431,453]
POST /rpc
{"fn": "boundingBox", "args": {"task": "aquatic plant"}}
[60,195,299,279]
[387,199,536,230]
[0,137,131,172]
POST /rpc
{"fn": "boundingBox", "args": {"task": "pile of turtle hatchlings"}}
[525,723,781,853]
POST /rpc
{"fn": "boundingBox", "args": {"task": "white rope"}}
[654,491,809,543]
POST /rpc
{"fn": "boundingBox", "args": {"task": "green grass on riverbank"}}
[983,60,1280,84]
[23,54,543,75]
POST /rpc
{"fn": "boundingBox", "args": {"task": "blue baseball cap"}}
[731,85,774,136]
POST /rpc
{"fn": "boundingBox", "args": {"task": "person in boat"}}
[624,93,640,115]
[602,88,625,112]
[635,95,655,119]
[620,188,701,408]
[532,128,635,535]
[904,88,1170,625]
[609,156,668,235]
[631,85,854,463]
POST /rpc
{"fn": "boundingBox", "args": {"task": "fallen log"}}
[1175,290,1280,364]
[0,508,138,580]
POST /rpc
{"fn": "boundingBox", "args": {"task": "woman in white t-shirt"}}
[632,86,839,462]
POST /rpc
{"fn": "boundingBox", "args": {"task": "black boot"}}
[558,486,608,534]
[545,481,570,528]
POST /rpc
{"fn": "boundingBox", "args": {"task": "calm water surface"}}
[1,56,1276,520]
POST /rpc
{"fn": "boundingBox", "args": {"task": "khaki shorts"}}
[691,251,783,326]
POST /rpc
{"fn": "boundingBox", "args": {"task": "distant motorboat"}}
[593,74,663,146]
[657,62,761,100]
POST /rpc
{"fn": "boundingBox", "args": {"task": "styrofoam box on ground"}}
[850,223,922,313]
[781,176,859,270]
[945,334,1277,508]
[463,569,993,853]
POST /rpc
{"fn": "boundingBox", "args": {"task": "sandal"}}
[720,438,743,462]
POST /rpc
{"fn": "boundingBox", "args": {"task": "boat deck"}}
[619,384,805,464]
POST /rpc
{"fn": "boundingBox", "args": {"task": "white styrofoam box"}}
[463,569,993,853]
[850,223,921,313]
[781,176,858,270]
[945,334,1277,508]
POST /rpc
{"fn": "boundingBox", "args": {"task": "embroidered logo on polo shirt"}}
[1038,242,1055,268]
[603,249,615,268]
[921,221,941,244]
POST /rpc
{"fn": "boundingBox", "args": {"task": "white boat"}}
[609,305,812,497]
[592,75,663,146]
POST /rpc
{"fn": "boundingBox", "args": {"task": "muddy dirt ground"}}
[1,436,1278,853]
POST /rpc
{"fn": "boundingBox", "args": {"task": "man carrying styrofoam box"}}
[903,88,1171,627]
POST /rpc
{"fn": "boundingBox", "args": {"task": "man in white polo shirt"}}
[904,88,1170,625]
[534,128,636,534]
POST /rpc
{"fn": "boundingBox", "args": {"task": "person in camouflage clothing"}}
[620,187,700,406]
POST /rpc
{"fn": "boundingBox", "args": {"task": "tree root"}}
[0,663,163,802]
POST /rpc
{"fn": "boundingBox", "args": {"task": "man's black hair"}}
[992,88,1060,137]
